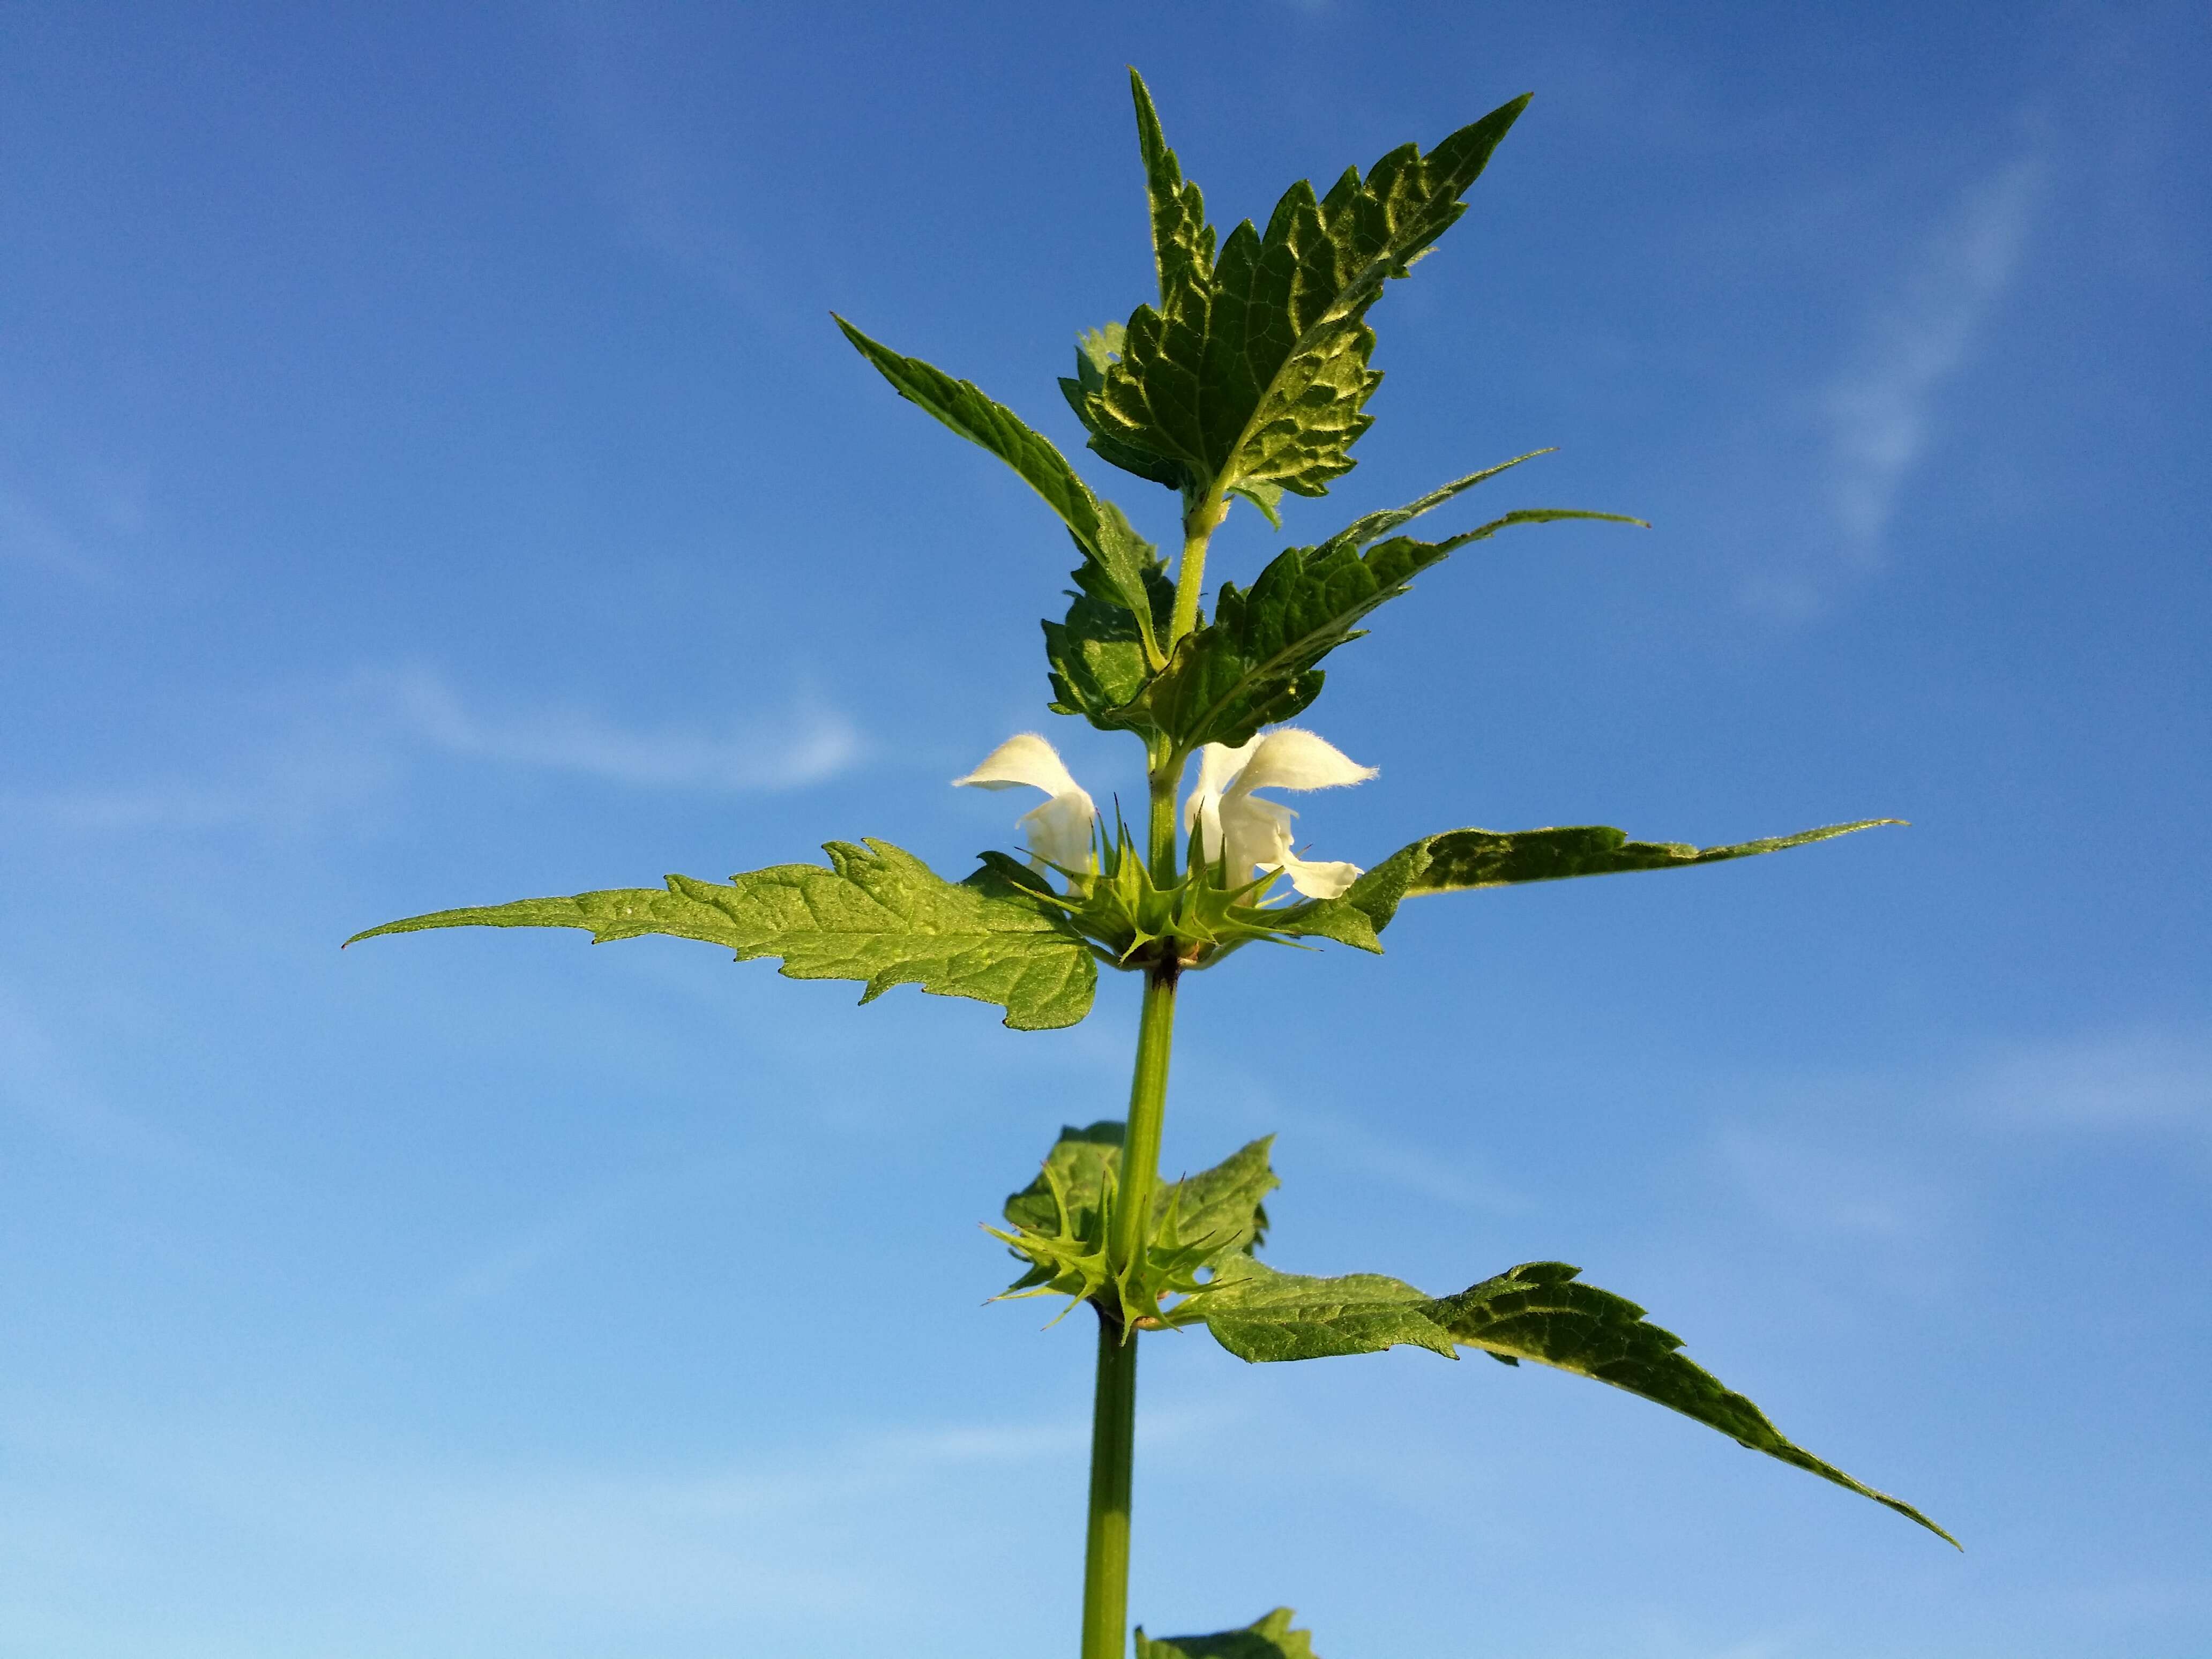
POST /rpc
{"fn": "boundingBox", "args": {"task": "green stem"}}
[1145,745,1179,885]
[1111,967,1178,1272]
[1079,1309,1139,1659]
[1079,964,1178,1659]
[1169,488,1228,647]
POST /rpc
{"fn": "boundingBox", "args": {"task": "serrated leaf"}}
[1431,1261,1956,1543]
[1004,1124,1276,1259]
[1132,491,1638,752]
[1282,818,1906,941]
[1194,1257,1955,1545]
[1136,1608,1319,1659]
[348,840,1096,1032]
[1044,512,1178,725]
[1043,595,1159,725]
[1064,323,1190,490]
[1071,72,1531,506]
[836,314,1164,663]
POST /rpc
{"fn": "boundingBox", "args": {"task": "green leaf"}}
[835,312,1100,544]
[1227,479,1284,528]
[1311,449,1552,554]
[1043,589,1162,725]
[993,1127,1279,1325]
[347,840,1096,1032]
[1043,509,1178,726]
[1431,1261,1957,1543]
[1134,491,1639,752]
[1193,1257,1956,1546]
[1136,1608,1319,1659]
[1196,1258,1456,1361]
[1004,1124,1275,1259]
[1283,818,1906,940]
[1070,71,1533,507]
[835,313,1164,664]
[1161,1133,1277,1258]
[1062,322,1187,490]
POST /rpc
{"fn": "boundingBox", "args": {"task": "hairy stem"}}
[1169,487,1228,646]
[1080,963,1177,1659]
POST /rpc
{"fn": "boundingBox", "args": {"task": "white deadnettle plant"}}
[354,66,1947,1659]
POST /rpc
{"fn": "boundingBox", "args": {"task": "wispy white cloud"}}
[1965,1025,2212,1141]
[1743,153,2044,619]
[1819,156,2043,562]
[385,666,859,792]
[1207,1079,1531,1216]
[0,1391,1107,1638]
[1709,1024,2212,1248]
[4,666,863,838]
[1715,1126,1950,1244]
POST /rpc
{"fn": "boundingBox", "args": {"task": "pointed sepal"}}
[993,1125,1278,1328]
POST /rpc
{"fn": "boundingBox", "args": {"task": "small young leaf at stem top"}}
[1278,819,1905,948]
[1135,1607,1319,1659]
[1190,1256,1957,1546]
[347,840,1097,1031]
[1068,70,1533,511]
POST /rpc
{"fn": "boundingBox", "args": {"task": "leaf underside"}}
[347,840,1096,1031]
[1282,819,1906,952]
[1136,1607,1319,1659]
[1142,491,1640,750]
[1045,449,1638,742]
[1003,1121,1275,1259]
[1195,1256,1956,1547]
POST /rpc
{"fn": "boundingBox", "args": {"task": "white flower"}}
[953,732,1100,873]
[1181,727,1377,900]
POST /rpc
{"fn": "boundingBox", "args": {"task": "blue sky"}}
[3,2,2207,1655]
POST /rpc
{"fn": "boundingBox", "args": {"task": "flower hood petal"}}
[1180,736,1262,860]
[1225,727,1378,797]
[953,732,1082,797]
[954,731,1097,875]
